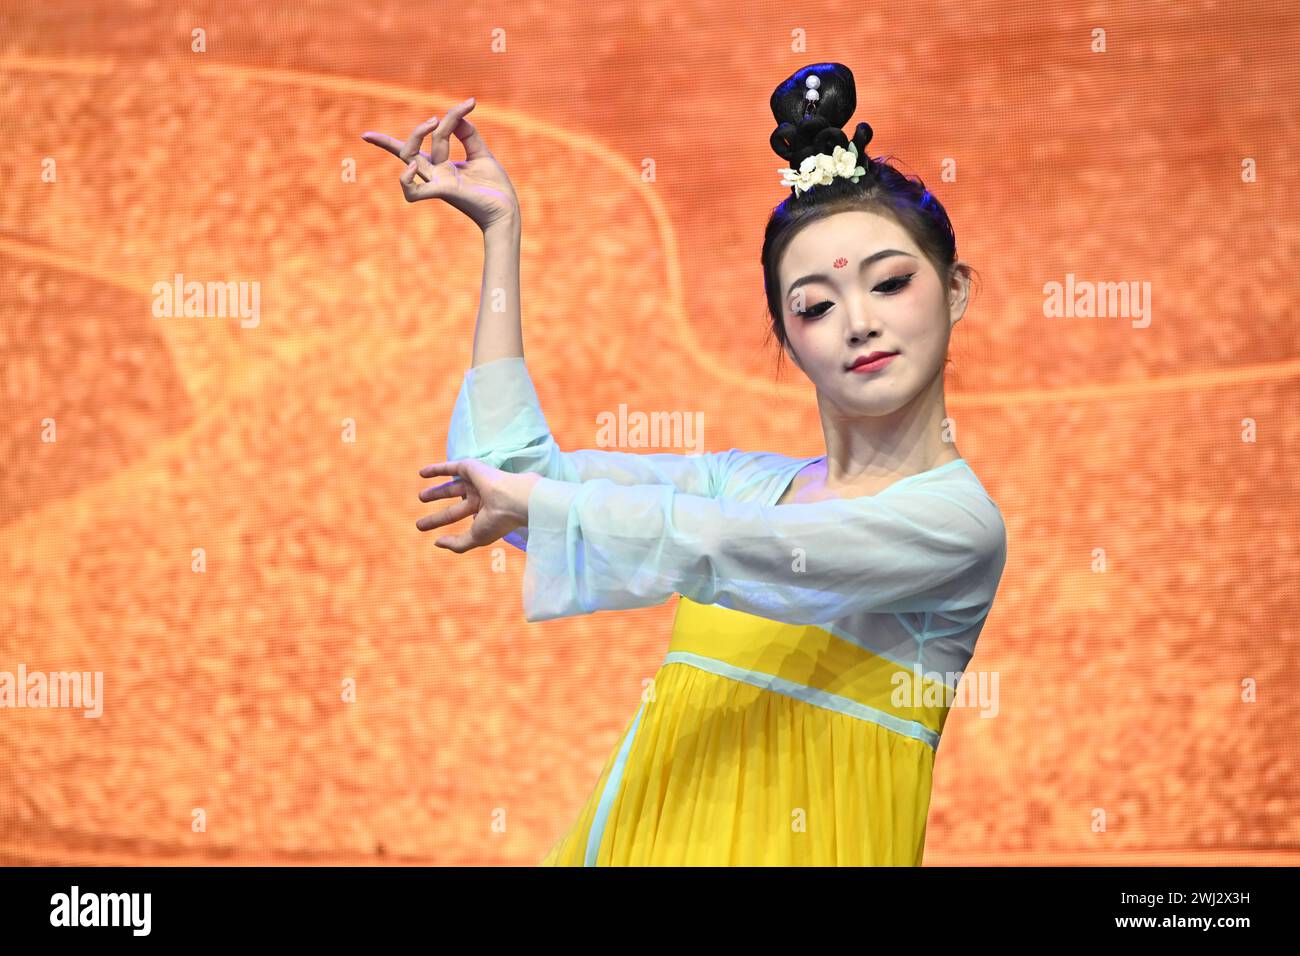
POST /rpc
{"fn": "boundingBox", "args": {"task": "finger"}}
[410,153,438,185]
[398,155,431,187]
[398,115,442,163]
[416,495,477,532]
[418,477,470,503]
[401,159,451,202]
[363,131,437,175]
[450,111,491,162]
[433,530,476,553]
[360,131,406,158]
[400,159,441,199]
[418,459,462,478]
[433,98,488,161]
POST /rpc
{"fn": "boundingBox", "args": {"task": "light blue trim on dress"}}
[661,651,940,750]
[584,698,647,866]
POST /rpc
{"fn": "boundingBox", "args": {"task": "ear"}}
[947,262,972,328]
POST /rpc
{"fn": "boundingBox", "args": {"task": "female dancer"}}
[364,62,1007,866]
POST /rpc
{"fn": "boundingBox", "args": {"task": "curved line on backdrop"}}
[2,54,1296,415]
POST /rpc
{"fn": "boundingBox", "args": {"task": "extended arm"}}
[519,476,1007,625]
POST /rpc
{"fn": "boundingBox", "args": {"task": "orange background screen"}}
[1,2,1297,865]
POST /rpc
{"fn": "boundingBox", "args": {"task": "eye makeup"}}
[792,272,916,319]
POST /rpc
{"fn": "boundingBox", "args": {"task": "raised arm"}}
[365,102,724,493]
[362,97,526,366]
[364,100,730,549]
[448,140,723,497]
[518,474,1008,626]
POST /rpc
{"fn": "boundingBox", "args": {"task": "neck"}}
[815,369,959,489]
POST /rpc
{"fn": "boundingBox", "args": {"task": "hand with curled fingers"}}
[416,458,542,553]
[362,97,520,233]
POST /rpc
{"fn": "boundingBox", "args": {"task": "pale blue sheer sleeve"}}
[519,475,1007,625]
[444,355,731,550]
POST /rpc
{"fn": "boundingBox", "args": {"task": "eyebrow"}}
[786,249,918,300]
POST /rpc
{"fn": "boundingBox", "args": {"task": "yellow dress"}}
[539,595,952,866]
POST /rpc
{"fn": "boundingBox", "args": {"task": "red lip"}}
[848,351,898,371]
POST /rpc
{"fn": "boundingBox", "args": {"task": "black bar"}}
[0,865,1289,942]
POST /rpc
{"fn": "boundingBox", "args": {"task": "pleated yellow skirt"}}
[540,596,952,866]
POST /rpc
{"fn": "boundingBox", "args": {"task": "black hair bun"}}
[769,62,874,175]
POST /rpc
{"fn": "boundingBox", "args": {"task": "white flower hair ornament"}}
[778,141,867,197]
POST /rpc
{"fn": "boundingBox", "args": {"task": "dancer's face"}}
[777,210,968,415]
